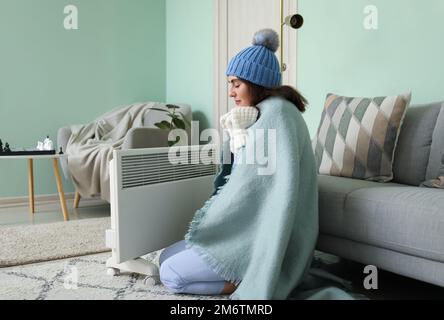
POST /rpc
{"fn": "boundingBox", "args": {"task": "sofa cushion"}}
[319,176,444,263]
[313,92,411,182]
[318,175,401,236]
[425,102,444,181]
[392,103,442,186]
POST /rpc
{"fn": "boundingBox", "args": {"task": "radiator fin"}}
[121,149,217,189]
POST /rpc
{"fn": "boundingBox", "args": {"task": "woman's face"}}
[228,76,253,107]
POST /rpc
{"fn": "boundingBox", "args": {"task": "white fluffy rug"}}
[0,218,228,300]
[0,218,111,267]
[0,251,228,300]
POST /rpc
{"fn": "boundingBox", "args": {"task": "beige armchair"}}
[57,104,193,208]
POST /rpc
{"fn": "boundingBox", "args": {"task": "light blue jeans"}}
[159,240,226,295]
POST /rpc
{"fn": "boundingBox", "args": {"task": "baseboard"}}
[0,193,107,208]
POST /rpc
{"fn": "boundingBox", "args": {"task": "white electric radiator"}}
[105,145,217,283]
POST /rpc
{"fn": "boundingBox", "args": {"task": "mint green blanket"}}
[185,97,357,300]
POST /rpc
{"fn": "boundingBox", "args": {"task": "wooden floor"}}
[0,198,110,226]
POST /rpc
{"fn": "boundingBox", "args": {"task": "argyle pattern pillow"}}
[312,92,411,182]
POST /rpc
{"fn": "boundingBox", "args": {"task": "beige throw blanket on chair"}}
[66,102,159,202]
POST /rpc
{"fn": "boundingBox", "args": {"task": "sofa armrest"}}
[57,126,72,180]
[124,102,193,149]
[57,126,72,153]
[121,128,171,149]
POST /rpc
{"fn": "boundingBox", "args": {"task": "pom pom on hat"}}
[226,28,282,88]
[252,29,280,53]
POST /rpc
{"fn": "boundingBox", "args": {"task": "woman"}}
[158,29,318,299]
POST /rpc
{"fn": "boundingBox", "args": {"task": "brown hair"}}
[240,78,308,113]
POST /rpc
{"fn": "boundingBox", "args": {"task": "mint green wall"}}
[0,0,165,198]
[4,0,442,198]
[166,0,444,141]
[298,0,444,137]
[166,0,213,134]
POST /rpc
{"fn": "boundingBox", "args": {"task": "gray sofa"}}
[316,101,444,287]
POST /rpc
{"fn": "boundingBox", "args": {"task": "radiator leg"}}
[144,275,160,286]
[107,267,120,277]
[106,256,159,283]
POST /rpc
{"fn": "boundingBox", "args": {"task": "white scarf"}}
[220,106,259,154]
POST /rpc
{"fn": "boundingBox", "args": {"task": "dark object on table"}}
[59,147,64,155]
[1,150,56,156]
[0,140,57,156]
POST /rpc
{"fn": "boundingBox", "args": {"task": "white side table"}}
[0,154,69,221]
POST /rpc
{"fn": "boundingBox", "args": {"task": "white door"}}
[214,0,299,133]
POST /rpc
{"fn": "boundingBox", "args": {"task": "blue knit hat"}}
[226,29,281,88]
